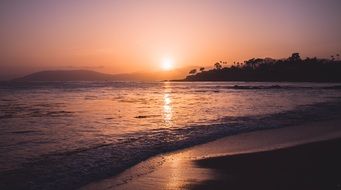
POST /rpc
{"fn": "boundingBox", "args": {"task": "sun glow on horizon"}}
[161,58,174,71]
[1,1,340,80]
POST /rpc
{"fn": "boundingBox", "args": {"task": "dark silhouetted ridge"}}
[185,53,341,82]
[13,70,116,81]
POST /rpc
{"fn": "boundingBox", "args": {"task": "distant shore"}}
[81,118,341,190]
[183,54,341,82]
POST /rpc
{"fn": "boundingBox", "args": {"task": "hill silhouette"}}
[12,67,194,82]
[14,70,116,81]
[185,53,341,82]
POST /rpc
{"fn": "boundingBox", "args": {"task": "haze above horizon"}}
[1,0,340,80]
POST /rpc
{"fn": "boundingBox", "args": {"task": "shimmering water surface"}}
[0,81,341,189]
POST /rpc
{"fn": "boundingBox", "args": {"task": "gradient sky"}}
[1,0,341,79]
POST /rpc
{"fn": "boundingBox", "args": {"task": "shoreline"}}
[81,118,341,190]
[190,137,341,190]
[169,79,341,83]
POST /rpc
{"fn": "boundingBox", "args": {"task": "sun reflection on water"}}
[163,82,173,127]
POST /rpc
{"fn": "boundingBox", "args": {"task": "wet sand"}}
[81,119,341,190]
[190,137,341,190]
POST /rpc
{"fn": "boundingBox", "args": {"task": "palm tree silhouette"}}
[189,69,197,75]
[214,62,222,70]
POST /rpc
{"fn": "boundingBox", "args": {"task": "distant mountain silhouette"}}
[14,70,116,81]
[184,53,341,82]
[12,67,194,82]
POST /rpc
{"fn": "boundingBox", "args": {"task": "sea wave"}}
[200,84,341,90]
[1,100,341,190]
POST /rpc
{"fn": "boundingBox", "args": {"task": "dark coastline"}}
[189,138,341,190]
[170,79,341,83]
[183,54,341,83]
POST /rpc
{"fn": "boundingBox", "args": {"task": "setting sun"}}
[161,58,174,71]
[1,1,341,190]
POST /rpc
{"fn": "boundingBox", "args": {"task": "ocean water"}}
[0,81,341,189]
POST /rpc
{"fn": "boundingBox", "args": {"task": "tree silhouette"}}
[185,52,341,82]
[244,58,254,69]
[214,62,222,70]
[189,69,197,75]
[289,53,301,63]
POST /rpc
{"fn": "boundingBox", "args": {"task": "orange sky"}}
[1,0,341,79]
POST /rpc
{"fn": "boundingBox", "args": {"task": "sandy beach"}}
[2,1,341,189]
[81,119,341,190]
[190,138,341,190]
